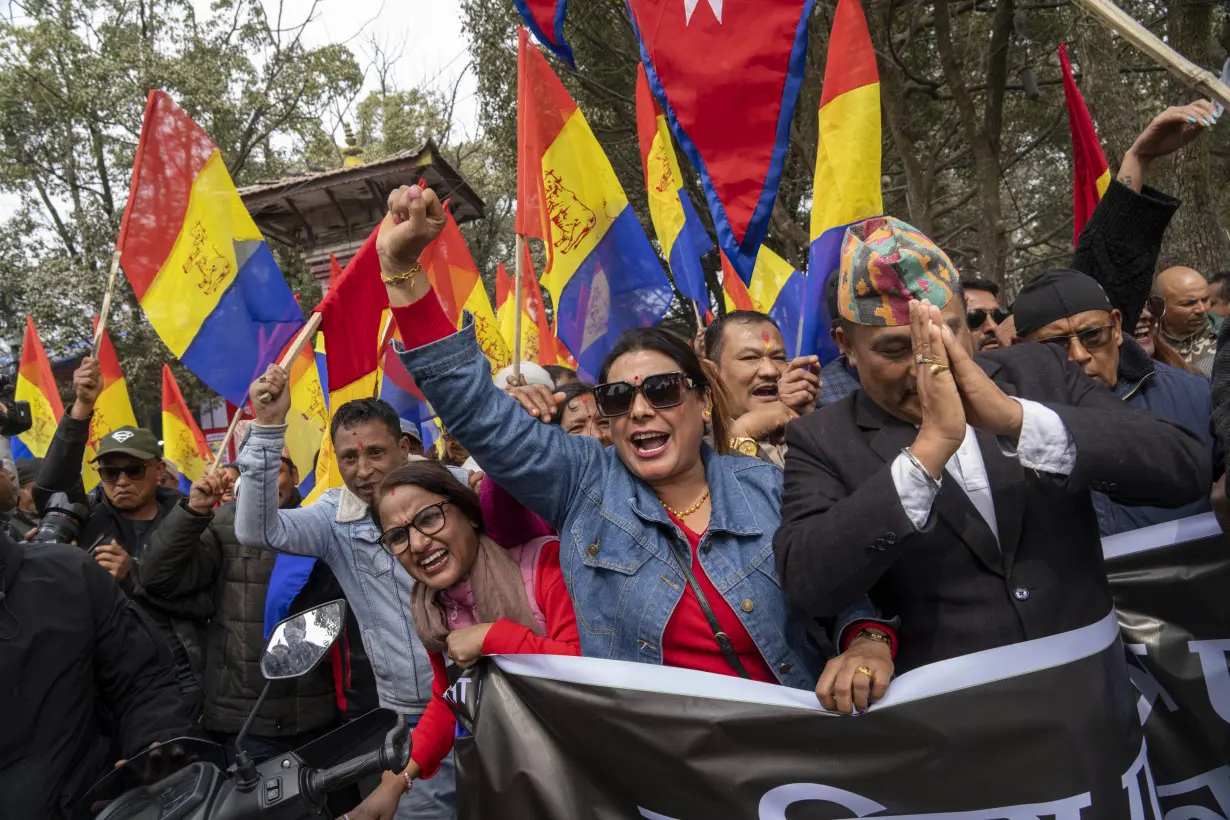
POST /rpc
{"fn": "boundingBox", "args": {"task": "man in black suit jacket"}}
[775,217,1209,678]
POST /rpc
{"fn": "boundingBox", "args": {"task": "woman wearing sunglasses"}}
[377,185,897,714]
[353,460,579,817]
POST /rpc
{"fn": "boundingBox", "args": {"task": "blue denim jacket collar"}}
[625,445,766,539]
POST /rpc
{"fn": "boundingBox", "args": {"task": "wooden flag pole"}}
[513,234,525,381]
[1072,0,1230,107]
[212,404,246,471]
[211,312,323,470]
[92,249,124,358]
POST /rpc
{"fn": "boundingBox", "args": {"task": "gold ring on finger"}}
[929,363,950,376]
[914,354,926,364]
[855,665,874,679]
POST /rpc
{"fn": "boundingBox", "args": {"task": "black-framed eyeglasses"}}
[378,501,451,556]
[98,463,150,484]
[1036,325,1116,352]
[593,371,695,418]
[966,308,1011,330]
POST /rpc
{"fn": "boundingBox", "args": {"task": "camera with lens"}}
[30,492,89,545]
[0,373,33,438]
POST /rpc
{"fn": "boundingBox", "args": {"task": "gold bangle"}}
[381,262,422,285]
[854,628,892,646]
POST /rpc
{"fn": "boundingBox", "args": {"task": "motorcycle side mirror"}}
[261,599,347,680]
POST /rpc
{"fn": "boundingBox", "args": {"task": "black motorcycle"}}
[79,600,411,820]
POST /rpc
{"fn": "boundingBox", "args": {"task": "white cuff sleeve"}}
[890,451,941,531]
[1000,398,1077,475]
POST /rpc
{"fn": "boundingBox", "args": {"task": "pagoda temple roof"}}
[237,140,485,250]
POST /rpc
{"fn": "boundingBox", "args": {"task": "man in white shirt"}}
[774,216,1209,674]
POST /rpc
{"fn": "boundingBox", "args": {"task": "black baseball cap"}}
[91,426,162,462]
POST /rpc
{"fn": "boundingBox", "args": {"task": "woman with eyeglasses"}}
[374,185,897,714]
[354,460,578,817]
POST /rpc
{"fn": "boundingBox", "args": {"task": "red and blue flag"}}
[627,0,816,284]
[513,0,574,67]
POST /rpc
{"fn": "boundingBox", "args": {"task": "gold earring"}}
[702,409,712,422]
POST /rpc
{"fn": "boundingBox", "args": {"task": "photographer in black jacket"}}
[35,356,217,716]
[0,527,198,818]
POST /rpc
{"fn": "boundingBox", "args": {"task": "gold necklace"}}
[661,488,711,519]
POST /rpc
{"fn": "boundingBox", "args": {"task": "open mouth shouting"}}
[416,546,451,578]
[630,429,671,459]
[751,382,779,403]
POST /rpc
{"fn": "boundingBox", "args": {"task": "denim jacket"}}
[233,425,435,714]
[400,317,872,691]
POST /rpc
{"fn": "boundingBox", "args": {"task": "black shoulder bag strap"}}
[668,538,752,680]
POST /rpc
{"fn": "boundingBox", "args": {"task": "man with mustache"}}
[961,278,1011,352]
[1153,265,1221,375]
[1012,268,1216,535]
[702,310,821,465]
[775,215,1208,677]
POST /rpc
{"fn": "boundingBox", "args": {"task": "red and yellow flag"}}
[161,365,212,493]
[420,210,510,372]
[85,320,139,491]
[12,316,64,460]
[1059,43,1111,246]
[496,244,557,367]
[720,252,755,313]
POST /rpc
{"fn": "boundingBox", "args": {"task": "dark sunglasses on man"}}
[1035,325,1116,352]
[97,463,151,484]
[593,372,695,418]
[966,307,1011,331]
[379,500,452,556]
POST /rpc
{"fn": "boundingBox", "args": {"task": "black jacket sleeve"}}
[1072,180,1179,334]
[87,557,198,755]
[1036,344,1211,507]
[33,412,91,513]
[136,500,222,609]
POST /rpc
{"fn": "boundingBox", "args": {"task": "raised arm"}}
[138,472,229,601]
[233,371,334,558]
[377,184,601,529]
[1074,101,1215,332]
[33,356,101,511]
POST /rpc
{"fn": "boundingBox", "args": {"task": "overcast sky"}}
[270,0,480,142]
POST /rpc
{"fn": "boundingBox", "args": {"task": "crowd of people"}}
[0,100,1225,820]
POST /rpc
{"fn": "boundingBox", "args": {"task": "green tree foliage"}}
[459,0,1230,303]
[0,0,362,422]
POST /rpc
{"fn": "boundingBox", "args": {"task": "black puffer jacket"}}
[34,412,215,699]
[140,500,337,736]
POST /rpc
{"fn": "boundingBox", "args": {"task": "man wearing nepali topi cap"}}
[773,216,1209,678]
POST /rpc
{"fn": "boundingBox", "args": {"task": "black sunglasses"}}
[966,308,1011,330]
[593,372,695,418]
[98,463,150,484]
[1036,325,1116,352]
[379,500,452,556]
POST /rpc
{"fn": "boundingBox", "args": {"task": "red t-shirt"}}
[409,539,579,778]
[659,512,778,684]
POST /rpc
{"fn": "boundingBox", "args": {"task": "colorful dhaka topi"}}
[838,216,961,326]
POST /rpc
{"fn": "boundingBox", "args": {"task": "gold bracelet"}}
[381,262,422,285]
[853,628,892,646]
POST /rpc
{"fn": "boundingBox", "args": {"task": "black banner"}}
[446,514,1230,819]
[1104,513,1230,816]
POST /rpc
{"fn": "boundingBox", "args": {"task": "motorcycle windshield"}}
[75,738,228,819]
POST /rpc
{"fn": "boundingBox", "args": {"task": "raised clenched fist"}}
[377,185,447,277]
